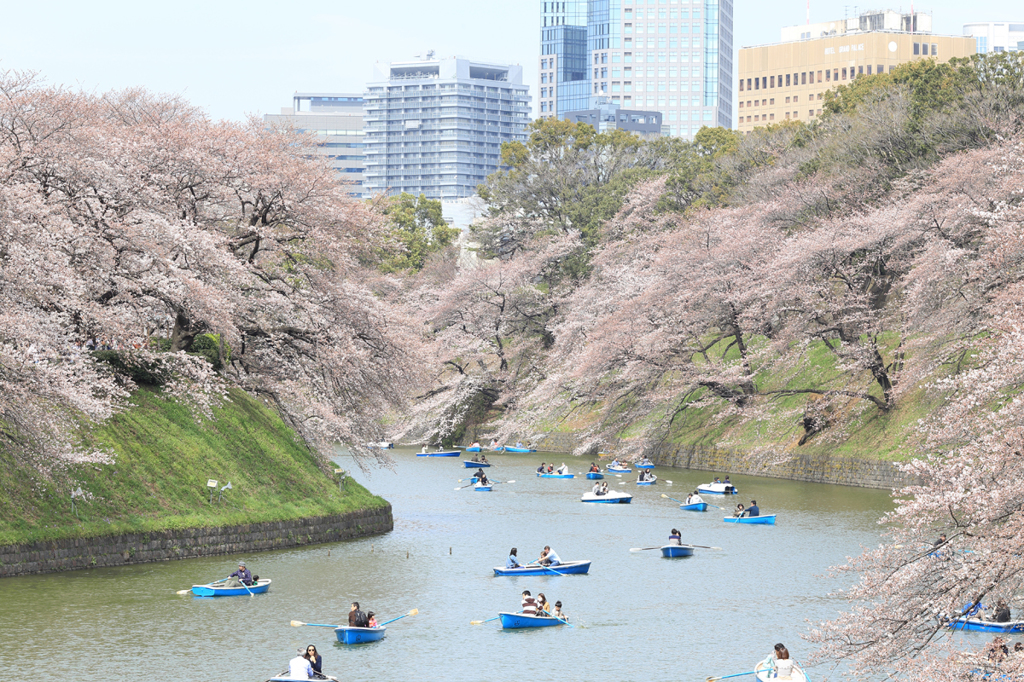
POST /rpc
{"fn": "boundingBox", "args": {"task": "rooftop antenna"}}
[807,0,810,25]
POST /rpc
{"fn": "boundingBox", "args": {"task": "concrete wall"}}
[0,504,392,578]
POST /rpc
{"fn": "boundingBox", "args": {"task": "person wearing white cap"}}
[225,561,251,588]
[288,647,314,679]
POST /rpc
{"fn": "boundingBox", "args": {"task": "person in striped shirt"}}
[521,590,539,616]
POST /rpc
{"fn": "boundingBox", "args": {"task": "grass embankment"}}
[0,387,385,546]
[537,337,949,462]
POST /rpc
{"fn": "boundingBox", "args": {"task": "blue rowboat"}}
[466,445,481,452]
[493,560,591,576]
[474,485,492,492]
[697,482,738,495]
[636,477,657,485]
[585,472,604,480]
[503,446,537,453]
[661,544,694,558]
[191,578,271,596]
[499,612,566,629]
[334,625,387,644]
[636,463,655,469]
[464,460,492,468]
[680,502,708,512]
[946,617,1024,633]
[607,466,632,473]
[417,450,460,457]
[723,514,776,525]
[537,473,574,479]
[581,491,632,503]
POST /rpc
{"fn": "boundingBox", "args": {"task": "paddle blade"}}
[661,493,669,498]
[290,620,306,627]
[470,620,485,625]
[506,480,515,484]
[176,589,191,595]
[408,609,418,616]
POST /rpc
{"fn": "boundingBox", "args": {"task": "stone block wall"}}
[0,504,392,578]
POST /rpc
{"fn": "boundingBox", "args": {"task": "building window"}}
[877,64,883,74]
[785,112,790,119]
[770,98,774,105]
[770,75,775,88]
[817,70,822,82]
[785,96,790,104]
[754,78,759,90]
[747,116,751,122]
[809,110,814,117]
[769,113,775,120]
[739,101,744,108]
[754,115,759,122]
[794,95,799,102]
[785,74,791,86]
[801,72,807,85]
[913,42,920,55]
[825,70,830,81]
[931,43,938,56]
[842,68,847,80]
[739,79,744,91]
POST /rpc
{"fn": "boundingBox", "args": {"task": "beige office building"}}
[737,15,976,132]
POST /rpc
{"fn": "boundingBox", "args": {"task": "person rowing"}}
[733,503,745,518]
[521,590,539,615]
[589,463,600,473]
[668,528,682,545]
[537,545,561,567]
[225,561,252,587]
[556,463,569,475]
[745,499,760,517]
[551,600,568,622]
[536,462,546,474]
[471,453,480,462]
[477,471,490,486]
[685,490,704,505]
[480,454,488,464]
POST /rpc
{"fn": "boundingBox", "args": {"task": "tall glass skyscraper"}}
[363,56,530,199]
[538,0,733,136]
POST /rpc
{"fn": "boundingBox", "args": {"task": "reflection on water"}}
[0,449,899,681]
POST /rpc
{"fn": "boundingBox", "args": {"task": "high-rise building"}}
[538,0,733,138]
[563,97,664,138]
[963,22,1024,54]
[263,93,366,196]
[362,56,530,200]
[737,10,976,133]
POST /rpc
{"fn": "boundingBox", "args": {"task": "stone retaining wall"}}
[0,504,392,578]
[492,433,917,490]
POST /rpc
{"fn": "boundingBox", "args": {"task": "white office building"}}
[363,56,531,200]
[963,22,1024,53]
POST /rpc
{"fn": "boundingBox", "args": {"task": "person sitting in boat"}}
[471,441,481,449]
[480,454,488,464]
[367,611,378,628]
[669,529,682,545]
[733,503,745,518]
[507,547,521,569]
[592,481,604,495]
[686,490,704,505]
[420,445,428,454]
[521,590,539,615]
[489,438,498,448]
[289,647,314,679]
[537,592,551,615]
[556,463,569,475]
[994,600,1012,623]
[552,600,567,622]
[745,500,760,517]
[471,454,480,462]
[537,546,561,566]
[226,561,252,587]
[772,643,795,679]
[537,463,546,474]
[349,602,369,628]
[610,458,621,468]
[589,463,600,473]
[724,476,732,486]
[600,481,610,495]
[546,464,554,473]
[713,476,722,483]
[640,456,653,466]
[304,645,326,680]
[516,441,524,448]
[476,468,488,482]
[638,470,651,482]
[477,472,491,486]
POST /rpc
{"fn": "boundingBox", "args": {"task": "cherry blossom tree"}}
[0,71,419,472]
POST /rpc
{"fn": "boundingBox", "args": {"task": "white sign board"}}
[207,479,218,488]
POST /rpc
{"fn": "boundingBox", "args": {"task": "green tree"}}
[374,193,460,273]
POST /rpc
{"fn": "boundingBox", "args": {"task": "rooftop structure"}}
[963,22,1024,54]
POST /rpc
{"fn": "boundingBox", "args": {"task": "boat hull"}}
[499,612,565,629]
[723,514,776,525]
[334,626,387,644]
[946,618,1024,633]
[607,466,632,473]
[537,473,574,479]
[636,463,655,469]
[493,560,591,576]
[697,482,738,495]
[191,578,271,597]
[661,544,694,558]
[474,485,492,492]
[585,472,604,479]
[754,657,810,682]
[503,447,536,453]
[680,502,709,512]
[464,461,491,468]
[636,478,657,485]
[466,446,481,452]
[581,492,632,503]
[417,451,460,457]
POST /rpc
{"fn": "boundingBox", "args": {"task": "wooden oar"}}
[706,671,756,682]
[662,493,721,509]
[290,620,341,628]
[472,609,522,625]
[687,544,723,550]
[523,562,569,577]
[378,608,418,626]
[454,481,477,490]
[540,609,574,628]
[629,546,663,552]
[176,577,228,595]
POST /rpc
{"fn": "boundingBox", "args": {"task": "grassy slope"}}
[0,387,385,546]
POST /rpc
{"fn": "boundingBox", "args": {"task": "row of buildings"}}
[264,12,1023,206]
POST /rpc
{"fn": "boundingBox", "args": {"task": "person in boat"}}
[610,458,621,468]
[349,602,369,628]
[288,647,313,679]
[589,463,600,473]
[478,472,491,486]
[640,456,652,466]
[507,547,521,569]
[771,643,795,679]
[556,463,569,475]
[537,463,546,474]
[552,600,567,622]
[225,561,252,587]
[600,481,610,495]
[537,545,561,566]
[471,454,480,462]
[420,445,428,454]
[489,438,498,449]
[537,592,551,615]
[367,612,378,628]
[733,503,745,518]
[304,645,326,680]
[592,481,603,495]
[686,490,704,505]
[669,529,682,545]
[994,600,1012,623]
[480,454,488,464]
[745,500,760,517]
[724,476,731,485]
[934,533,947,547]
[516,441,524,448]
[546,464,554,473]
[713,476,721,483]
[521,590,539,615]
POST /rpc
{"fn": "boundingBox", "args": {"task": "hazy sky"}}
[2,1,1021,122]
